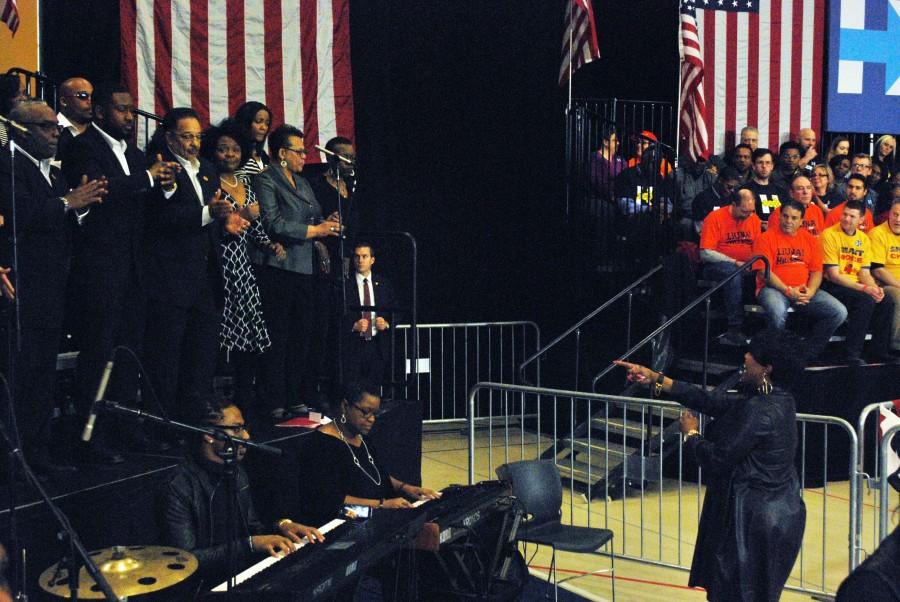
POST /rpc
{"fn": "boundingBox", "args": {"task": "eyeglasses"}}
[851,163,871,170]
[19,121,60,133]
[64,91,91,100]
[284,147,307,156]
[351,403,382,419]
[215,424,247,435]
[810,173,829,179]
[176,133,204,142]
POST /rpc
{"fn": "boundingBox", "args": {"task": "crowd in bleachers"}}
[589,120,900,365]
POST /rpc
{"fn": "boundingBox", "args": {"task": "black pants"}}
[822,282,895,358]
[255,266,317,413]
[341,334,387,387]
[143,278,219,424]
[70,266,145,446]
[0,323,61,464]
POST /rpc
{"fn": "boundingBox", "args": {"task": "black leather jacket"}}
[159,454,265,585]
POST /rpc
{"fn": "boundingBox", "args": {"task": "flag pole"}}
[566,0,574,113]
[674,1,683,168]
[564,0,573,217]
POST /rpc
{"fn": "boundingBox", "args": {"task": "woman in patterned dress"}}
[201,122,285,411]
[233,101,272,177]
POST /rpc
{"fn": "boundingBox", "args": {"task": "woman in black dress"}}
[615,329,806,602]
[293,382,439,526]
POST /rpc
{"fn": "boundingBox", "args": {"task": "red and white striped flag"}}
[1,0,19,34]
[558,0,600,87]
[680,0,825,158]
[120,0,354,164]
[679,0,709,160]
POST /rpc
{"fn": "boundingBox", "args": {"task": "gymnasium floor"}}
[420,427,885,602]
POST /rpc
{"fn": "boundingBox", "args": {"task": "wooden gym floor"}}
[421,427,888,602]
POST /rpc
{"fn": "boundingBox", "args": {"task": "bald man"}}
[56,76,93,160]
[797,128,820,172]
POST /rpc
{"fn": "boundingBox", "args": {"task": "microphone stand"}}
[0,413,122,601]
[95,401,282,599]
[3,127,26,600]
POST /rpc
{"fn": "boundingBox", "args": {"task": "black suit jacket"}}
[61,125,151,291]
[0,151,71,329]
[340,273,398,335]
[144,148,223,308]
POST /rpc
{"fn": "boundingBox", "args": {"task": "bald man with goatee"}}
[56,76,93,160]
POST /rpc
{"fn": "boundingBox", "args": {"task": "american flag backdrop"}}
[1,0,19,34]
[120,0,355,164]
[680,0,825,158]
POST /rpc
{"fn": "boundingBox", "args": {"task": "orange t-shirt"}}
[700,205,762,262]
[768,203,826,237]
[823,201,876,232]
[751,227,823,295]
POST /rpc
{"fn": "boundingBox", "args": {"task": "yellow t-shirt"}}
[869,222,900,281]
[821,223,871,284]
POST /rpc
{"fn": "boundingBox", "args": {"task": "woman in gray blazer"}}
[252,124,342,421]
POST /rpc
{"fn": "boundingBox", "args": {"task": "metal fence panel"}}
[467,382,858,596]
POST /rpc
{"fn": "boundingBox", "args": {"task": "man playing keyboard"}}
[159,395,324,588]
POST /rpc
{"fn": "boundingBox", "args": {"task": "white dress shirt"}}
[170,151,213,226]
[356,271,376,337]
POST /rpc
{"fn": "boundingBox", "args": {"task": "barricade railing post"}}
[879,424,900,543]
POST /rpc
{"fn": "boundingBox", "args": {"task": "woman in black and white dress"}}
[202,122,284,411]
[233,101,272,177]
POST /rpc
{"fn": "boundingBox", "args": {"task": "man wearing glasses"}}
[0,100,107,476]
[836,154,879,213]
[160,394,325,588]
[143,107,248,445]
[55,77,93,159]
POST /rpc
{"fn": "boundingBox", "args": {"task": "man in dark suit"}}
[142,107,247,437]
[0,100,106,475]
[61,82,179,462]
[55,77,93,160]
[339,242,396,386]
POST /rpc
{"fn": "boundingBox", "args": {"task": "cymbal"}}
[39,545,198,599]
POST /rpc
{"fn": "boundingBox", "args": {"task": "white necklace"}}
[336,425,381,486]
[219,174,239,187]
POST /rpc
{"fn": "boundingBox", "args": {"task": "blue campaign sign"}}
[827,0,900,133]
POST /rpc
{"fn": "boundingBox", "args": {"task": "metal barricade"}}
[392,322,539,422]
[856,401,900,563]
[467,382,858,596]
[879,424,900,544]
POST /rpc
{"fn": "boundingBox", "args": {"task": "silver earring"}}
[340,413,347,424]
[280,159,287,167]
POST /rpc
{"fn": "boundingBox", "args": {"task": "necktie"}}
[362,278,373,340]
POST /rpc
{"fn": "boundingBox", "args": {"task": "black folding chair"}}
[497,460,615,601]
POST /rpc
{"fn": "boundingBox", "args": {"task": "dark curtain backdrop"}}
[40,0,676,329]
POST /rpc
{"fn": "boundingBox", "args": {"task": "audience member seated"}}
[768,175,825,236]
[677,151,716,231]
[752,199,846,361]
[836,154,879,212]
[811,163,842,214]
[875,135,895,180]
[729,143,753,183]
[796,128,820,172]
[825,136,850,164]
[739,126,759,151]
[589,124,625,198]
[745,147,787,226]
[159,395,324,589]
[615,143,675,216]
[830,153,851,186]
[699,189,761,345]
[692,167,742,236]
[770,141,802,190]
[824,174,876,232]
[821,200,896,364]
[869,198,900,356]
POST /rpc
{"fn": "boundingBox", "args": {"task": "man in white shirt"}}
[56,77,93,160]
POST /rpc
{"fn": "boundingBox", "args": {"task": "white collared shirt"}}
[356,271,376,337]
[92,123,156,189]
[56,112,84,139]
[169,149,212,226]
[11,141,53,185]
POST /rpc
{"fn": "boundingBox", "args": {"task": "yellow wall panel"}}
[0,0,39,74]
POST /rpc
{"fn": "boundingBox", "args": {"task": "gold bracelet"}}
[653,372,665,398]
[277,518,293,529]
[683,429,701,442]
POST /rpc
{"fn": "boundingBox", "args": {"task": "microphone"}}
[81,359,115,442]
[314,144,354,165]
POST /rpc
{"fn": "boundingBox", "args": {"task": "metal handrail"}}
[576,105,677,153]
[879,424,900,544]
[590,255,772,391]
[517,264,662,386]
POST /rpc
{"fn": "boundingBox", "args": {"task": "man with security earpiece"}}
[158,394,324,588]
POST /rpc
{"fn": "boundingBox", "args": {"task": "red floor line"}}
[823,491,876,509]
[528,564,705,592]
